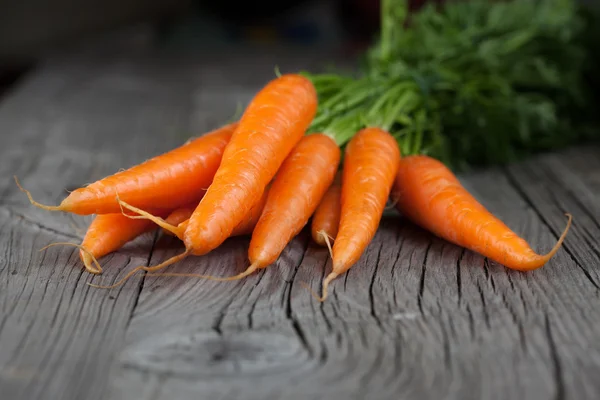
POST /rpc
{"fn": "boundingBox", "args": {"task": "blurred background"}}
[0,0,447,94]
[0,0,598,99]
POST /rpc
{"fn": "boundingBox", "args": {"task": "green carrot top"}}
[302,0,599,170]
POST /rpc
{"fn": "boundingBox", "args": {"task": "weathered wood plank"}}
[1,48,600,400]
[0,55,197,400]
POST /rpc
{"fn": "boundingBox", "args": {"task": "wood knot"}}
[119,330,309,379]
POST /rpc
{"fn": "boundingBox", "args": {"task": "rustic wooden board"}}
[0,51,599,400]
[0,54,196,400]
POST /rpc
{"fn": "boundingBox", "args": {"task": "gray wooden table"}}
[1,47,600,400]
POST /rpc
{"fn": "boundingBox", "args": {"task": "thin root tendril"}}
[14,176,63,211]
[39,242,103,274]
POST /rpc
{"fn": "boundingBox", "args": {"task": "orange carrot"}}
[163,188,270,240]
[391,155,572,271]
[183,74,317,256]
[96,74,318,289]
[318,127,401,301]
[311,171,341,246]
[16,123,236,215]
[43,212,166,274]
[235,133,341,277]
[162,205,197,237]
[139,135,338,282]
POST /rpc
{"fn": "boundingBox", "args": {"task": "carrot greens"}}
[304,0,599,170]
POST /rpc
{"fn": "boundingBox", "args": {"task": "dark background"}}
[1,0,598,96]
[0,0,441,93]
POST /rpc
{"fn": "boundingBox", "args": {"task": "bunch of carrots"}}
[16,73,572,301]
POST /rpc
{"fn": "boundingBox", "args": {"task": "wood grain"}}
[0,54,194,400]
[1,50,599,400]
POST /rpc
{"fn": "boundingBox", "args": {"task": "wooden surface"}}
[1,50,599,400]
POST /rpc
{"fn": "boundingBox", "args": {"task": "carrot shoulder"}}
[391,155,571,271]
[17,123,236,215]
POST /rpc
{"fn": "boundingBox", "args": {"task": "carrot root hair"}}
[87,266,145,289]
[319,271,338,302]
[39,242,103,274]
[302,271,339,302]
[14,176,63,212]
[541,213,572,262]
[318,229,334,260]
[299,232,337,302]
[146,262,260,282]
[87,249,192,289]
[385,198,398,211]
[116,196,182,237]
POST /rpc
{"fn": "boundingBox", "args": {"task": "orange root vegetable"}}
[164,188,270,240]
[391,155,572,271]
[16,123,236,215]
[90,188,270,288]
[88,74,317,289]
[219,133,339,279]
[319,127,401,301]
[138,135,339,283]
[311,172,342,246]
[43,212,166,274]
[183,74,317,256]
[162,205,197,237]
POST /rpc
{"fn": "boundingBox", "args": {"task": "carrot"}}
[317,127,401,301]
[183,74,317,255]
[140,134,339,282]
[390,155,572,271]
[229,133,340,277]
[43,212,166,274]
[311,171,341,246]
[15,122,237,215]
[162,188,270,240]
[92,74,318,289]
[162,205,197,237]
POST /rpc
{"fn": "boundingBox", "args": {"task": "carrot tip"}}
[318,230,334,260]
[318,272,339,302]
[39,242,103,274]
[301,271,338,302]
[14,176,63,212]
[299,281,324,302]
[542,212,573,261]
